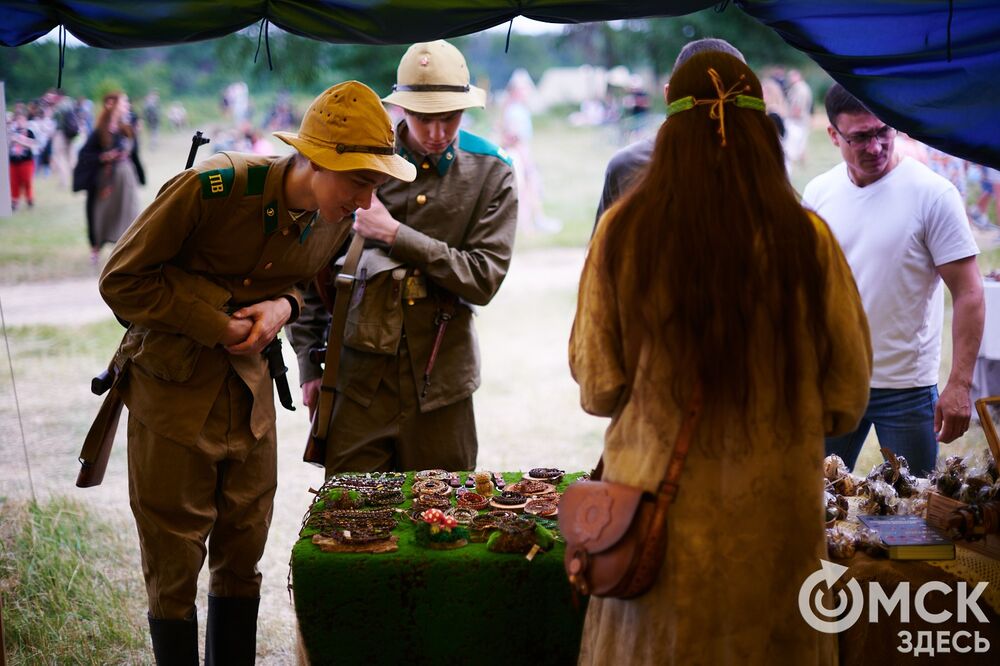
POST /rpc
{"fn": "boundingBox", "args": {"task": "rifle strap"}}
[312,233,365,441]
[77,358,131,488]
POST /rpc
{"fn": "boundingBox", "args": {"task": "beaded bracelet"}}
[413,494,451,510]
[493,491,526,506]
[456,492,489,510]
[528,467,565,481]
[414,469,450,481]
[365,489,405,507]
[445,507,478,525]
[411,479,450,496]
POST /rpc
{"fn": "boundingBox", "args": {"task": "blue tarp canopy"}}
[2,1,998,169]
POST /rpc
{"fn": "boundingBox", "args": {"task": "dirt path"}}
[0,277,110,327]
[0,246,605,663]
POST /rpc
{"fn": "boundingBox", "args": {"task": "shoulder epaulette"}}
[459,130,513,167]
[198,167,234,199]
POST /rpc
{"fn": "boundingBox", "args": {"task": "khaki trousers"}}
[325,339,477,474]
[128,371,276,619]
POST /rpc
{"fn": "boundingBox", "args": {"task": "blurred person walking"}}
[571,51,871,665]
[74,91,146,264]
[7,110,38,211]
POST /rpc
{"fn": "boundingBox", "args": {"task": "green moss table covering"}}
[292,472,588,664]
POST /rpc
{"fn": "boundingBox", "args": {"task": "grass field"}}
[2,110,999,663]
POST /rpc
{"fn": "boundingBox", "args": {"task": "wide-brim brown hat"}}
[382,40,487,114]
[274,81,415,182]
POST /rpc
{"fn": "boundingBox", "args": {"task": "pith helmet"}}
[382,40,487,114]
[273,81,415,182]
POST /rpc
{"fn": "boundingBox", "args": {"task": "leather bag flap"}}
[558,480,644,553]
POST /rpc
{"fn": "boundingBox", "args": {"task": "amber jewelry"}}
[445,507,478,525]
[507,479,554,495]
[493,491,526,506]
[413,494,451,511]
[414,469,450,481]
[528,467,564,482]
[412,479,450,496]
[365,488,405,507]
[524,498,559,517]
[326,472,406,491]
[497,513,536,535]
[456,492,489,510]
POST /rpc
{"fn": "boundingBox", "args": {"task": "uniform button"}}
[421,161,430,170]
[243,278,252,286]
[264,262,273,271]
[416,194,427,205]
[266,207,275,216]
[282,228,290,236]
[445,152,453,160]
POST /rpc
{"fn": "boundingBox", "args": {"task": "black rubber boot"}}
[147,612,198,666]
[205,594,260,665]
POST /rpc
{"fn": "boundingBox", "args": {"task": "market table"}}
[835,549,1000,665]
[291,472,587,665]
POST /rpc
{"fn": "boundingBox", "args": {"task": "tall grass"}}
[0,497,149,665]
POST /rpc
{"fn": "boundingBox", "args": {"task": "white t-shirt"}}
[802,157,978,388]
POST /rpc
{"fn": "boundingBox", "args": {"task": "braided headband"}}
[335,144,396,155]
[391,84,471,93]
[666,68,766,146]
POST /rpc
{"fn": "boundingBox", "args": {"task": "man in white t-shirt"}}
[802,83,984,476]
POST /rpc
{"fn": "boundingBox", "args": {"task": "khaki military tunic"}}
[101,152,350,618]
[289,125,517,472]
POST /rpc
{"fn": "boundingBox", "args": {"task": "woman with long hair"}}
[75,91,145,264]
[570,52,871,664]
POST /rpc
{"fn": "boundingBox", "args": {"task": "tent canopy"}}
[2,0,998,169]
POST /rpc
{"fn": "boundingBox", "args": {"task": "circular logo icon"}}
[798,559,864,633]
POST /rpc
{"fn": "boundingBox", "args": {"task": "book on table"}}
[857,515,956,561]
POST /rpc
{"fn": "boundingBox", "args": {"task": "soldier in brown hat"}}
[288,40,518,475]
[99,81,414,665]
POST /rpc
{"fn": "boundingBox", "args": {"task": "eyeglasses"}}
[833,124,896,147]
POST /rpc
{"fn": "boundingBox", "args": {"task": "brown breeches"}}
[128,371,276,620]
[324,339,477,474]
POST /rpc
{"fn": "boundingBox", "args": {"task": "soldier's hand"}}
[225,298,293,355]
[302,378,322,419]
[354,196,400,245]
[219,317,254,347]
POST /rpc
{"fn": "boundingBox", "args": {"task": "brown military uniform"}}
[101,152,351,619]
[289,125,517,473]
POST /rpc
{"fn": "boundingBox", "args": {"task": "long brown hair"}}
[600,52,831,431]
[96,91,133,149]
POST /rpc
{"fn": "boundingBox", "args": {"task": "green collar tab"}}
[263,199,279,235]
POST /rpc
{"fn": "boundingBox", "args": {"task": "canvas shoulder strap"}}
[311,233,365,441]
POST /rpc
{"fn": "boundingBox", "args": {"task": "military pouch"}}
[342,248,408,355]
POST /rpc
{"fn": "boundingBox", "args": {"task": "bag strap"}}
[591,382,704,500]
[311,233,365,440]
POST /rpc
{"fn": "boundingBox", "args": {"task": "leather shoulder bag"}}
[559,385,703,599]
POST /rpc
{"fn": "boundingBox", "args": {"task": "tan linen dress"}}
[93,136,141,245]
[570,211,872,666]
